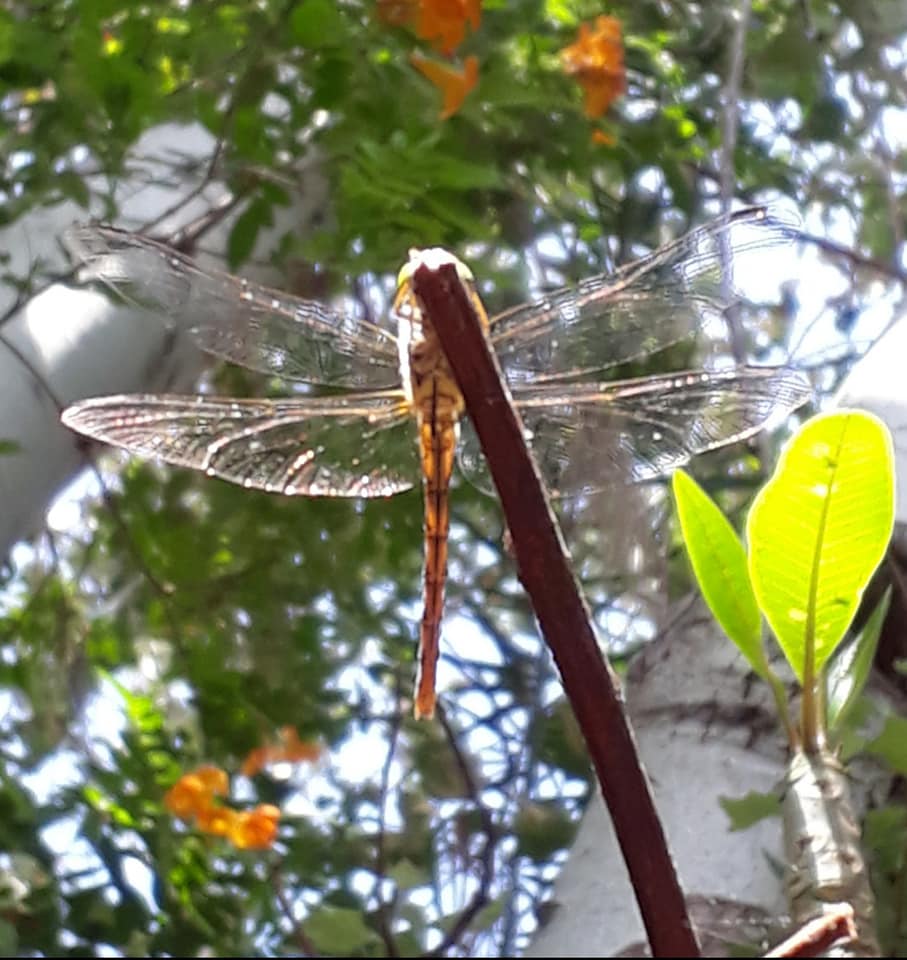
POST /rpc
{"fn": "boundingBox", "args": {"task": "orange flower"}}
[280,726,322,763]
[164,765,229,818]
[411,53,478,119]
[417,0,480,55]
[164,764,282,850]
[196,803,238,838]
[240,746,270,779]
[192,765,229,796]
[229,804,281,850]
[377,0,480,55]
[561,15,625,119]
[240,726,322,777]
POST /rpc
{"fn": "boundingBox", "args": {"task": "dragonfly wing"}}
[489,206,797,385]
[65,226,401,389]
[457,367,811,497]
[62,391,420,498]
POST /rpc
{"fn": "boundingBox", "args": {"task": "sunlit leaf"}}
[673,470,766,679]
[747,410,895,682]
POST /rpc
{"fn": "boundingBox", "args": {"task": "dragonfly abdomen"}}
[413,406,460,719]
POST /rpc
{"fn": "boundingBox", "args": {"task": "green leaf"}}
[0,438,20,456]
[866,714,907,775]
[437,892,506,935]
[863,806,907,876]
[544,0,578,25]
[0,10,16,67]
[386,858,430,891]
[305,905,376,954]
[747,410,895,682]
[290,0,346,47]
[514,801,577,863]
[0,918,17,957]
[827,587,890,732]
[720,789,781,830]
[226,196,273,270]
[472,893,506,931]
[672,470,766,679]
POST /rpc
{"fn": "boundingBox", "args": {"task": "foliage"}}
[674,411,895,747]
[676,412,896,953]
[748,411,894,689]
[2,0,907,957]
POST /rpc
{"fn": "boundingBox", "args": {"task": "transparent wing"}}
[457,367,812,497]
[65,226,401,389]
[62,391,420,498]
[489,206,797,385]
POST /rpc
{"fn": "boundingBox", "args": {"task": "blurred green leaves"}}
[5,0,905,955]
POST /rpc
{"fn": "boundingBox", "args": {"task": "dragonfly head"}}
[393,247,490,338]
[396,247,474,293]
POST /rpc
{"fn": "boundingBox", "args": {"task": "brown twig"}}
[372,696,404,958]
[270,866,321,956]
[426,704,498,957]
[411,262,699,958]
[763,905,856,958]
[799,230,907,285]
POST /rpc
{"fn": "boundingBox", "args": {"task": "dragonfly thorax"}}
[392,249,475,414]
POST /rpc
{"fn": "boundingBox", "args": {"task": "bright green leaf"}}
[672,470,766,679]
[827,587,890,732]
[544,0,577,25]
[747,410,895,682]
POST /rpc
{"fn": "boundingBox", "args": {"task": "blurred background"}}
[1,1,906,955]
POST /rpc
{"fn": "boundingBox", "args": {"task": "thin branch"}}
[373,696,404,958]
[142,138,228,236]
[426,705,498,957]
[411,261,699,958]
[270,867,321,957]
[718,0,752,365]
[798,230,907,285]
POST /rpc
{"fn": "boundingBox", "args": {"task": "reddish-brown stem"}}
[412,261,699,958]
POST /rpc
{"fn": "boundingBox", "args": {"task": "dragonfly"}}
[61,206,811,719]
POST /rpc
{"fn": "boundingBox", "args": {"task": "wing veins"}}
[66,226,400,388]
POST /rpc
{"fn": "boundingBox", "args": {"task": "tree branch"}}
[411,262,699,958]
